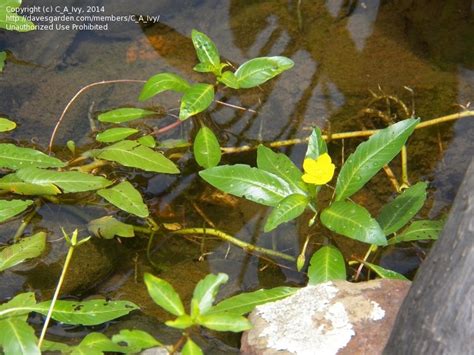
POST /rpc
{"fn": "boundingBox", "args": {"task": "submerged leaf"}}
[88,216,135,239]
[98,108,156,123]
[0,199,33,223]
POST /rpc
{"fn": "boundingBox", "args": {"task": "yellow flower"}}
[302,153,335,185]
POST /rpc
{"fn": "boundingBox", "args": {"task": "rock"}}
[241,279,410,355]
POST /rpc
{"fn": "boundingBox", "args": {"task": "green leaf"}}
[307,245,346,285]
[0,51,6,72]
[0,117,15,132]
[0,143,65,170]
[0,292,36,319]
[144,273,185,316]
[179,83,214,120]
[264,194,308,232]
[305,127,327,159]
[388,220,444,245]
[88,216,135,239]
[98,108,156,123]
[165,314,194,329]
[206,287,298,316]
[0,1,36,32]
[191,29,220,73]
[257,145,306,194]
[377,182,427,235]
[193,126,221,168]
[234,56,294,89]
[0,173,61,195]
[71,333,124,354]
[137,135,156,148]
[182,338,203,355]
[199,164,294,207]
[139,73,191,101]
[41,340,72,353]
[197,313,252,332]
[320,201,387,246]
[93,140,179,174]
[16,167,112,193]
[0,232,46,272]
[0,199,33,223]
[193,63,215,73]
[111,329,161,353]
[0,318,40,355]
[335,119,419,201]
[192,273,228,315]
[34,299,139,326]
[157,138,190,149]
[363,261,409,280]
[97,181,149,218]
[96,127,139,143]
[217,71,240,89]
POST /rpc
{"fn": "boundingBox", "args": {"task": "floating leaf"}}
[191,29,220,73]
[0,143,65,170]
[182,338,203,355]
[0,318,39,355]
[96,127,139,143]
[192,273,228,315]
[388,220,444,245]
[97,181,149,218]
[257,145,306,194]
[335,118,419,201]
[264,194,308,232]
[217,71,239,89]
[139,72,190,101]
[111,330,161,353]
[199,164,294,207]
[0,173,61,195]
[144,273,185,316]
[88,216,135,239]
[0,232,46,272]
[137,135,156,148]
[0,292,36,319]
[0,1,36,32]
[93,140,179,174]
[0,117,15,132]
[98,108,156,123]
[193,126,221,168]
[377,182,427,235]
[16,167,112,193]
[305,127,327,159]
[34,299,139,326]
[307,245,346,285]
[179,83,214,120]
[206,287,297,316]
[320,201,387,246]
[0,199,33,223]
[234,56,294,88]
[197,313,252,332]
[362,261,409,280]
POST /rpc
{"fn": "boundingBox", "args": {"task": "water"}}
[1,0,473,348]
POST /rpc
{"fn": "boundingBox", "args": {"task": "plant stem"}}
[353,245,377,281]
[400,145,409,188]
[171,228,295,262]
[13,199,41,243]
[382,165,401,192]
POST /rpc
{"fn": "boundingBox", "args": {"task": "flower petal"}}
[303,158,318,174]
[316,153,332,166]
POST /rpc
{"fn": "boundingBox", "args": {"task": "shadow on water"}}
[0,0,473,349]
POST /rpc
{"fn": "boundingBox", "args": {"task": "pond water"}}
[1,0,473,350]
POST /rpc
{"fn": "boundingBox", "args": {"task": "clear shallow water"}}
[0,0,473,347]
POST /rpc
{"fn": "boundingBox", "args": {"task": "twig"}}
[400,145,409,188]
[13,199,42,242]
[382,165,401,192]
[215,100,257,113]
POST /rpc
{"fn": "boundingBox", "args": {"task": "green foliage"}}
[264,194,308,232]
[305,127,327,159]
[111,329,162,354]
[388,219,444,244]
[0,117,15,132]
[192,273,228,314]
[335,119,419,201]
[0,173,62,195]
[144,273,185,316]
[0,232,46,272]
[321,201,387,246]
[197,312,251,332]
[362,261,409,280]
[98,108,156,123]
[139,72,190,101]
[0,0,35,32]
[182,337,203,355]
[0,51,6,72]
[307,245,346,285]
[92,140,179,174]
[137,135,156,147]
[88,216,135,239]
[0,199,33,222]
[96,127,139,143]
[193,126,221,168]
[0,143,65,170]
[179,83,215,120]
[234,56,294,89]
[191,29,221,75]
[97,181,149,218]
[377,182,427,235]
[16,167,112,193]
